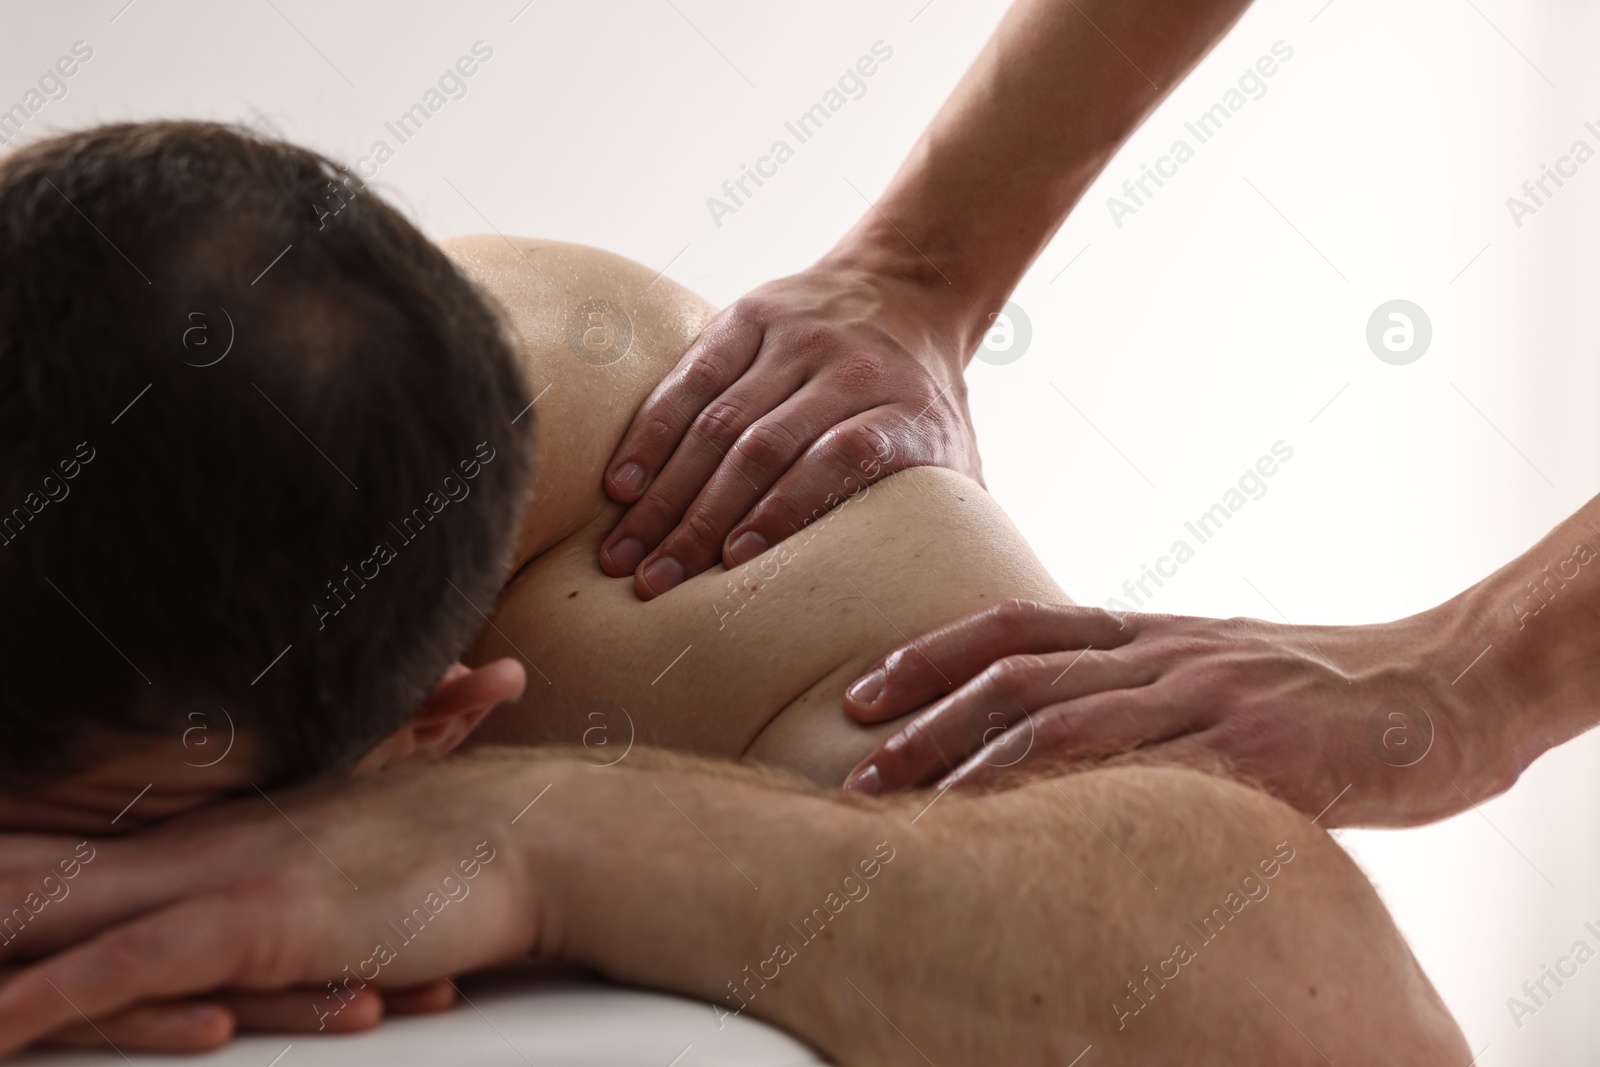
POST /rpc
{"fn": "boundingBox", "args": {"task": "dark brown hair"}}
[0,121,533,785]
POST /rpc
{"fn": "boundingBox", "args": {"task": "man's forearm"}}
[515,754,916,1061]
[504,749,1463,1066]
[826,0,1257,358]
[514,751,1116,1064]
[1442,493,1600,781]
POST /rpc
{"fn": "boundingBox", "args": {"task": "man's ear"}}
[352,658,526,774]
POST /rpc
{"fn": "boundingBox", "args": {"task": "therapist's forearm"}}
[1442,493,1600,779]
[826,0,1257,359]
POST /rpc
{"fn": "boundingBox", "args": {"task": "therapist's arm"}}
[601,0,1259,597]
[843,495,1600,828]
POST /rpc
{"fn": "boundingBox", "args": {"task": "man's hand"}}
[32,980,455,1053]
[599,261,980,598]
[0,759,545,1058]
[840,599,1529,828]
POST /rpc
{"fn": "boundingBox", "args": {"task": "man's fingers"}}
[44,1000,235,1053]
[845,650,1150,793]
[0,834,91,877]
[223,985,385,1033]
[629,391,864,595]
[0,837,229,966]
[603,309,765,505]
[222,983,452,1034]
[39,977,401,1053]
[843,601,1140,724]
[381,979,459,1016]
[0,897,252,1057]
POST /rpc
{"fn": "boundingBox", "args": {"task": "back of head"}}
[0,121,533,787]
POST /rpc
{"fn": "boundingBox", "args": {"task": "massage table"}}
[12,964,825,1066]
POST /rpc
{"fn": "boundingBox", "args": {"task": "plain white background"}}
[4,0,1598,1062]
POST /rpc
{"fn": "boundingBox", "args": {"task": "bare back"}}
[446,236,1070,785]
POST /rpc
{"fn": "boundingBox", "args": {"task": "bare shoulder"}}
[437,234,717,392]
[438,234,717,336]
[438,235,718,561]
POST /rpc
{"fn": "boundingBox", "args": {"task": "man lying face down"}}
[0,120,1052,838]
[0,117,1093,832]
[0,118,1075,838]
[0,124,1476,1066]
[0,122,537,834]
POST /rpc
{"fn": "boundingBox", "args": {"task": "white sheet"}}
[11,965,826,1066]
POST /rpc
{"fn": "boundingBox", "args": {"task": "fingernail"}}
[846,668,885,705]
[606,537,646,573]
[845,764,882,796]
[612,462,646,496]
[727,530,769,565]
[641,555,686,594]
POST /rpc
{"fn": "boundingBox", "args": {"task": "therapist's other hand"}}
[600,262,981,599]
[841,600,1520,828]
[0,762,543,1058]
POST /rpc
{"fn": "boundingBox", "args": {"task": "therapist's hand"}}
[594,0,1278,601]
[599,261,981,598]
[840,599,1525,828]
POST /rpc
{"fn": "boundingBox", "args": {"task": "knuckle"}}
[981,655,1042,697]
[690,399,750,447]
[1085,605,1134,633]
[995,597,1042,625]
[782,321,847,360]
[676,355,731,399]
[94,925,160,978]
[724,296,772,326]
[819,422,884,474]
[735,420,802,478]
[881,644,923,678]
[673,509,726,556]
[622,490,686,540]
[633,409,687,452]
[899,715,950,764]
[834,353,888,388]
[1032,705,1087,747]
[745,491,807,540]
[982,598,1050,640]
[1090,642,1140,673]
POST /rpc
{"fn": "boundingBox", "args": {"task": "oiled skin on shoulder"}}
[443,235,1068,785]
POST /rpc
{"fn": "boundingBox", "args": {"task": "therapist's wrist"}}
[1454,521,1600,781]
[1416,575,1585,812]
[1396,590,1525,805]
[819,216,1010,368]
